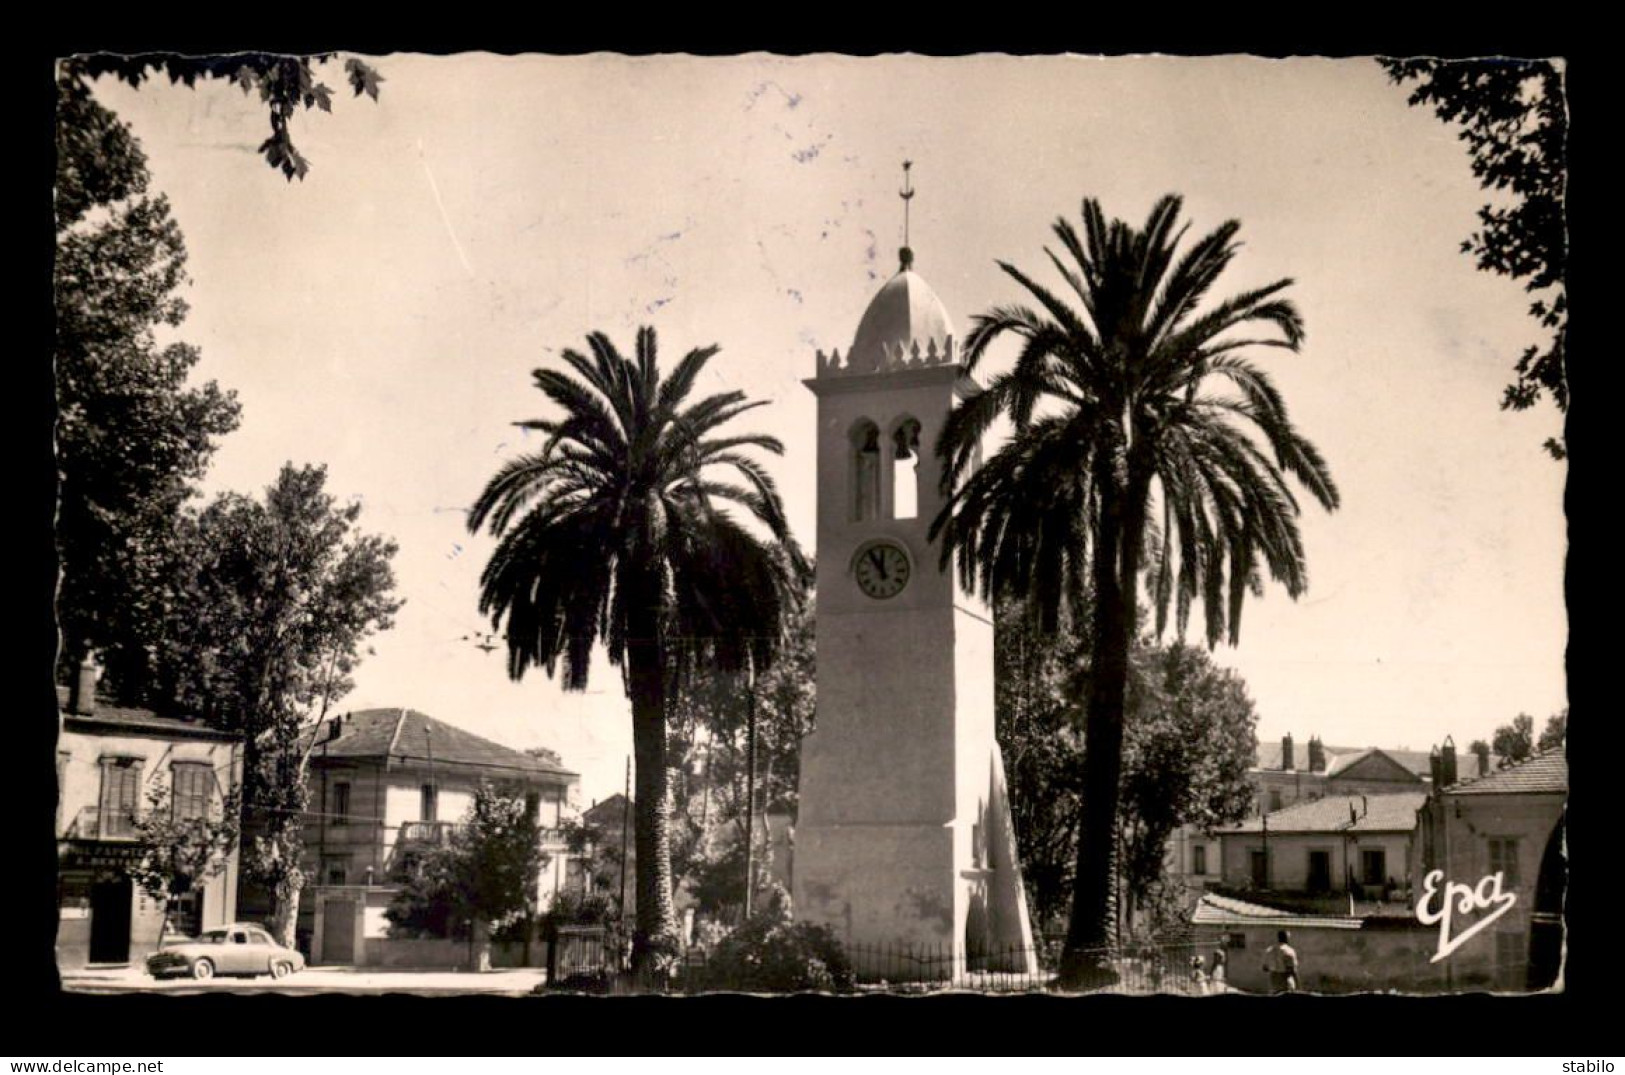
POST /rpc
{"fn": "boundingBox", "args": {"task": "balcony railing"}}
[397,820,572,849]
[67,805,139,840]
[398,820,463,845]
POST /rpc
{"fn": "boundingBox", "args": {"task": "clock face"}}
[854,542,911,599]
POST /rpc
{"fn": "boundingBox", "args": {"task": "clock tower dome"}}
[793,171,1036,977]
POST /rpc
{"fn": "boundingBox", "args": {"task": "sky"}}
[82,53,1568,806]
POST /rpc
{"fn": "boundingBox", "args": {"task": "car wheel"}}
[271,960,294,980]
[192,958,215,981]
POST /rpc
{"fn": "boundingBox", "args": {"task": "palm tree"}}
[469,326,806,975]
[929,195,1339,985]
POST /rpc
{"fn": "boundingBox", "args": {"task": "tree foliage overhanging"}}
[1379,58,1568,458]
[55,73,242,704]
[59,52,384,181]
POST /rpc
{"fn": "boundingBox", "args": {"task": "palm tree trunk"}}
[1060,465,1149,988]
[625,593,678,981]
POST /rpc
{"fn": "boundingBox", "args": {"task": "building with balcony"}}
[56,662,243,970]
[285,706,580,965]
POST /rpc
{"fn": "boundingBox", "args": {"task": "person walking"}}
[1209,947,1228,993]
[1262,929,1299,993]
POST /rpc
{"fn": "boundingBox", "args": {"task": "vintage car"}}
[146,923,307,981]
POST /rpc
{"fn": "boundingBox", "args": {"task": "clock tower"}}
[793,173,1035,977]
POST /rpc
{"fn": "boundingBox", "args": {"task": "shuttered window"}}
[99,757,143,837]
[172,763,214,821]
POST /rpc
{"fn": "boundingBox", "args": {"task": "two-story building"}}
[56,660,243,970]
[288,706,580,965]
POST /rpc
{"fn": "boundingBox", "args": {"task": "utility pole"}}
[743,664,759,921]
[618,755,631,916]
[1260,795,1270,890]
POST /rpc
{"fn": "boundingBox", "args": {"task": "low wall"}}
[1197,921,1461,994]
[362,937,537,970]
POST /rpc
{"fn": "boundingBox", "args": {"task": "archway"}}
[1526,816,1565,990]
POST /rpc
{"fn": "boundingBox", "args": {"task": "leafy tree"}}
[156,463,400,945]
[996,602,1257,935]
[994,601,1088,932]
[1113,643,1258,913]
[1378,59,1568,458]
[469,327,807,977]
[128,781,242,944]
[54,73,241,703]
[666,596,815,910]
[1538,708,1567,752]
[559,812,634,918]
[932,195,1338,984]
[59,52,384,181]
[385,782,547,962]
[1492,713,1536,767]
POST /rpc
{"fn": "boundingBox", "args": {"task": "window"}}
[99,757,143,838]
[1226,933,1247,950]
[171,763,213,821]
[1267,789,1283,813]
[324,858,349,886]
[1192,845,1207,876]
[420,784,438,822]
[1488,838,1521,887]
[332,781,351,827]
[891,419,921,520]
[1361,848,1387,888]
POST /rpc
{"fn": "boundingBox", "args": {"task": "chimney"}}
[1282,733,1295,772]
[1429,745,1442,786]
[1472,741,1490,777]
[1440,736,1458,787]
[1308,736,1326,773]
[68,652,99,716]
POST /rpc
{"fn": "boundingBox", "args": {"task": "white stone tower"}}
[793,172,1036,978]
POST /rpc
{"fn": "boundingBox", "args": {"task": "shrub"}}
[543,889,621,928]
[685,898,854,994]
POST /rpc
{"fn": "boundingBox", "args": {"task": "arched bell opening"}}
[890,416,922,520]
[850,420,881,522]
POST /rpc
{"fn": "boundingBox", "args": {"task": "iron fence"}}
[668,935,1216,995]
[840,937,1211,994]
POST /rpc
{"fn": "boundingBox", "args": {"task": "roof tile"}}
[1445,749,1567,796]
[308,707,578,778]
[1222,791,1427,835]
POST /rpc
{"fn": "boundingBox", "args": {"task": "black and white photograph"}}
[46,51,1571,1005]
